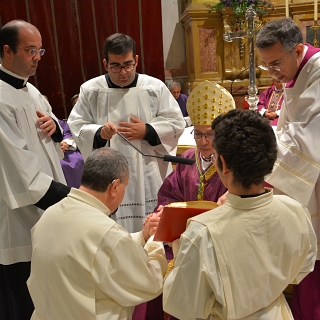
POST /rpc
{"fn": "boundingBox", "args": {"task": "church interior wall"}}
[1,0,318,114]
[0,0,165,120]
[161,0,189,93]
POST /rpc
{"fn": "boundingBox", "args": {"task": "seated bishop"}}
[156,80,235,209]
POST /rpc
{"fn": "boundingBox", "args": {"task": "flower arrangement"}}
[208,0,275,17]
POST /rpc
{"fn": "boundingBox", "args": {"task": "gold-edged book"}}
[154,201,219,242]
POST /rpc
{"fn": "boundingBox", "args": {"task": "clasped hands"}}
[100,116,147,141]
[264,110,278,121]
[141,205,164,242]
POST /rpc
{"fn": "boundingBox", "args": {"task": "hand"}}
[101,122,117,140]
[117,116,146,140]
[217,191,228,205]
[264,110,278,120]
[155,205,164,215]
[142,206,163,227]
[60,141,69,152]
[36,111,56,137]
[142,212,162,242]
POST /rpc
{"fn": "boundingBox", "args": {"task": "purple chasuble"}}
[156,148,227,209]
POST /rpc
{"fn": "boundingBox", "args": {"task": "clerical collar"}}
[286,44,320,88]
[0,65,28,89]
[201,154,213,162]
[239,190,269,198]
[105,73,139,88]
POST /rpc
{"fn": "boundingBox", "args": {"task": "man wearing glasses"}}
[156,80,232,209]
[256,17,320,319]
[68,33,185,234]
[0,20,70,319]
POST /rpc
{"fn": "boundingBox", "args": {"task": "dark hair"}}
[256,18,303,52]
[0,21,20,58]
[70,94,79,107]
[0,20,40,59]
[81,148,129,192]
[104,33,136,62]
[212,109,277,189]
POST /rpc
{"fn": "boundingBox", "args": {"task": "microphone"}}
[116,132,195,165]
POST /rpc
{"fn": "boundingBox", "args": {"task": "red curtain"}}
[0,0,164,119]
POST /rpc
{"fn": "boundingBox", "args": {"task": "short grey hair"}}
[256,18,303,52]
[81,148,129,192]
[169,82,181,91]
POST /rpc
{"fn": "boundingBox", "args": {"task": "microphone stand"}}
[116,132,195,165]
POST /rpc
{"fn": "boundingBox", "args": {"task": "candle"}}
[285,0,289,18]
[315,0,318,22]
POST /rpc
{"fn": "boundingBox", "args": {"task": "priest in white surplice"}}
[257,18,320,319]
[68,33,185,233]
[0,20,70,320]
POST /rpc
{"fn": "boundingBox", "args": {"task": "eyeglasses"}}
[18,47,45,57]
[107,63,136,73]
[258,49,293,72]
[192,129,214,140]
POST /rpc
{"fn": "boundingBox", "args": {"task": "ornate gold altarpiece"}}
[179,0,319,109]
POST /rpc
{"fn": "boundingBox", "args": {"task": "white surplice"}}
[266,48,320,259]
[163,191,317,320]
[68,74,185,232]
[0,66,66,264]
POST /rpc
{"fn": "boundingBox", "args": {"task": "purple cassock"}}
[176,93,188,117]
[58,120,84,188]
[133,147,227,320]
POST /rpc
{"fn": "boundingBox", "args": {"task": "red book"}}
[154,201,219,242]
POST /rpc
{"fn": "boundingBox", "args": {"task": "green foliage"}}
[208,0,275,16]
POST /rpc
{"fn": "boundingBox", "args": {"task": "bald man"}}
[0,20,70,319]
